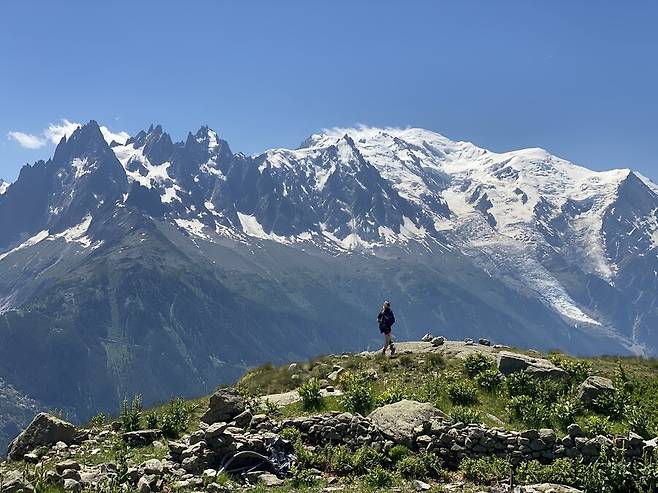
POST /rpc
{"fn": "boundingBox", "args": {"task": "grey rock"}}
[421,333,433,342]
[1,470,35,493]
[142,458,164,475]
[257,472,284,486]
[577,376,614,404]
[232,409,253,428]
[56,460,81,474]
[368,399,448,447]
[497,351,568,379]
[201,388,246,424]
[63,478,81,492]
[122,429,161,446]
[478,338,491,346]
[431,336,445,346]
[566,423,583,438]
[7,412,77,460]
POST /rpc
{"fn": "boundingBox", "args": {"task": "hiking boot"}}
[390,344,396,355]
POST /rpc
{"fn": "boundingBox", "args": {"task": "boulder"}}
[201,388,246,424]
[518,485,583,493]
[1,470,35,493]
[7,412,77,460]
[497,351,568,379]
[478,338,491,346]
[368,399,447,448]
[122,429,162,447]
[421,334,433,342]
[577,376,614,404]
[431,336,445,347]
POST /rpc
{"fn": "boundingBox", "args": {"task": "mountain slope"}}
[1,121,657,452]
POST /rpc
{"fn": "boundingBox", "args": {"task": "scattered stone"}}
[328,368,344,381]
[56,460,81,474]
[497,351,568,379]
[142,458,164,475]
[421,333,433,342]
[577,376,614,404]
[257,472,284,486]
[368,399,447,447]
[464,338,474,345]
[201,388,246,424]
[414,479,431,491]
[122,429,161,446]
[566,423,583,438]
[288,363,298,372]
[63,478,81,492]
[478,338,491,346]
[2,470,35,493]
[431,336,445,347]
[7,412,77,460]
[232,409,253,428]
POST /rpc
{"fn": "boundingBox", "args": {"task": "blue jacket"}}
[378,307,395,330]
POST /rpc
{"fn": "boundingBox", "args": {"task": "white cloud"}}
[8,119,130,149]
[100,126,130,145]
[43,119,80,144]
[7,131,46,149]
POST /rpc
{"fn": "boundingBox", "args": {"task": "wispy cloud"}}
[7,119,130,149]
[7,131,46,149]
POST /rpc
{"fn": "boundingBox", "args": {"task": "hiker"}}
[377,301,396,355]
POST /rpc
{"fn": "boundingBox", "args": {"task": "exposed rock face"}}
[497,351,568,379]
[2,470,35,492]
[7,412,77,460]
[577,376,615,404]
[201,389,246,424]
[367,400,448,447]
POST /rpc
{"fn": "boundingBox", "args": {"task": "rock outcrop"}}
[201,389,246,424]
[577,376,615,404]
[7,413,77,460]
[497,352,568,379]
[368,400,448,447]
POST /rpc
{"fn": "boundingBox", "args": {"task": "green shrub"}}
[326,444,356,475]
[144,411,159,429]
[551,396,582,429]
[89,412,106,428]
[579,446,645,493]
[423,353,445,370]
[449,406,482,424]
[353,446,385,474]
[340,373,375,415]
[160,397,192,438]
[375,385,407,407]
[517,458,579,486]
[625,405,655,439]
[507,395,551,428]
[280,426,301,443]
[460,456,511,485]
[388,444,412,464]
[581,415,612,437]
[363,466,394,488]
[505,371,535,397]
[298,377,324,411]
[475,367,503,391]
[120,395,143,432]
[396,452,446,480]
[289,465,319,487]
[446,380,479,406]
[551,355,592,384]
[592,390,627,420]
[463,352,494,377]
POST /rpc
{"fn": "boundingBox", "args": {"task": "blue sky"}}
[1,1,657,181]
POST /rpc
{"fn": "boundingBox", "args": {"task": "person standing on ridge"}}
[378,301,396,355]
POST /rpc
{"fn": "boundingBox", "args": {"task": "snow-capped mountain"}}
[1,120,657,450]
[0,179,8,195]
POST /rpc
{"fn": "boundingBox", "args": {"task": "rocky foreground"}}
[2,340,658,492]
